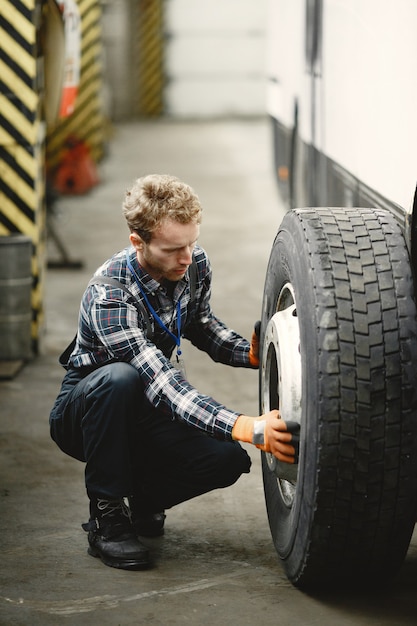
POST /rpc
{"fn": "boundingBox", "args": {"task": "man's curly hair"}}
[122,174,202,242]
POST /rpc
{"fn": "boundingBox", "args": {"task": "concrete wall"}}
[164,0,268,117]
[101,0,268,120]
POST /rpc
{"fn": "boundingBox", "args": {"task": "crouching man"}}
[49,174,298,570]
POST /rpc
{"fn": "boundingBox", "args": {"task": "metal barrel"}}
[0,235,32,361]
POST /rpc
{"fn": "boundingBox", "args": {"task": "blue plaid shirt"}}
[69,245,254,440]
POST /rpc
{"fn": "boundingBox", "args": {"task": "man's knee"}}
[81,363,145,434]
[89,362,141,398]
[205,441,251,489]
[223,442,251,484]
[77,363,144,421]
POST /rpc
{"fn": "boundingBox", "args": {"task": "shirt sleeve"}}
[74,283,240,440]
[184,257,254,368]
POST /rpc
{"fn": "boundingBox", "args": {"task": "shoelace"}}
[82,498,133,535]
[96,498,131,521]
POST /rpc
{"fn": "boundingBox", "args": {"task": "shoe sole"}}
[137,527,164,538]
[87,546,151,570]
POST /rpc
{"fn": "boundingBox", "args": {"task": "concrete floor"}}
[1,118,417,625]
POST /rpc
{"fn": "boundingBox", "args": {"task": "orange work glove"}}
[249,320,261,367]
[232,410,300,464]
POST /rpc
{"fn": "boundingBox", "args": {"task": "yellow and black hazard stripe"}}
[0,0,45,350]
[0,0,42,236]
[136,0,164,117]
[46,0,105,175]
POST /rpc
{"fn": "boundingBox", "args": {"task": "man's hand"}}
[248,320,261,367]
[262,413,300,463]
[232,410,300,464]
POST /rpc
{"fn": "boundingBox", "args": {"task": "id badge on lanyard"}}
[173,354,187,378]
[126,251,187,378]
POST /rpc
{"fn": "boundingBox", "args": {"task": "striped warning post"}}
[46,0,105,175]
[136,0,164,116]
[0,0,45,352]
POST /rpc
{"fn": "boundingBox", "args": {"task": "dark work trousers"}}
[49,362,251,513]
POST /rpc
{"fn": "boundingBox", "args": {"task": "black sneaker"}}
[129,495,166,537]
[82,497,150,570]
[135,512,166,538]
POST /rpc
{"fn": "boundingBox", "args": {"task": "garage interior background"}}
[0,0,269,372]
[103,0,268,120]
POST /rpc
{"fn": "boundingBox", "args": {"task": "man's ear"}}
[129,231,144,251]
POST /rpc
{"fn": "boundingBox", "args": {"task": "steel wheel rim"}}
[261,282,301,505]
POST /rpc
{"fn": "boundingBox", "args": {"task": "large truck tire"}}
[259,207,417,588]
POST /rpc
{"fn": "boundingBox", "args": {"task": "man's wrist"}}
[232,415,254,442]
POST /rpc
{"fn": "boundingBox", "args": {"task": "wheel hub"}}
[261,283,301,497]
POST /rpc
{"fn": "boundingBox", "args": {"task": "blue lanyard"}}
[125,250,183,356]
